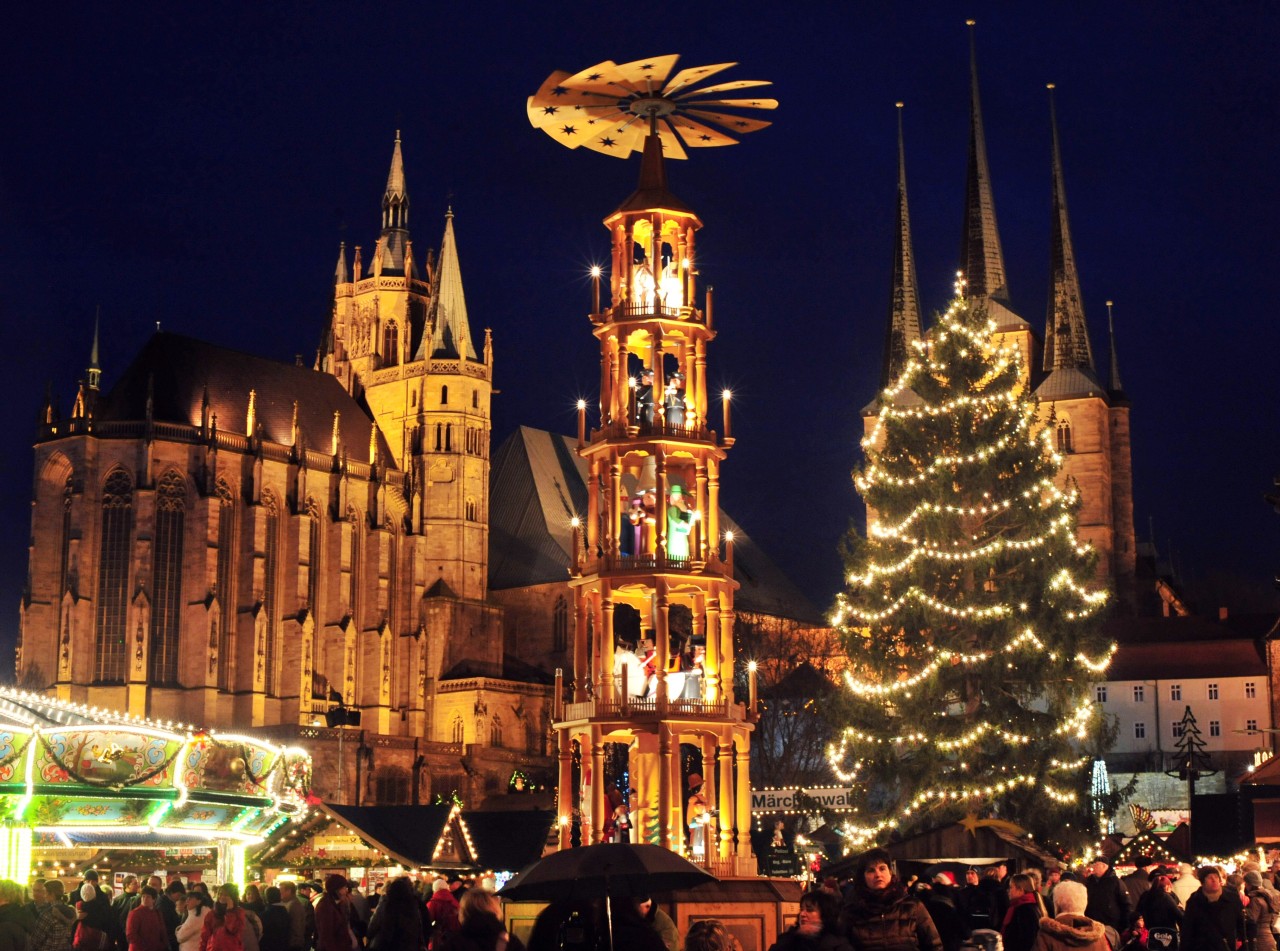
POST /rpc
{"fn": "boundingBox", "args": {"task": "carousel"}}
[0,687,311,885]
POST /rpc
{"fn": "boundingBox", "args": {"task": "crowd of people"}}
[0,869,528,951]
[1,850,1277,951]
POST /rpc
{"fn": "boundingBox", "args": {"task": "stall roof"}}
[462,809,555,874]
[321,803,477,871]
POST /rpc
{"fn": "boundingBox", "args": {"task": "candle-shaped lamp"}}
[577,399,587,448]
[590,265,602,314]
[553,667,564,721]
[747,659,758,716]
[570,517,581,571]
[724,529,735,576]
[628,376,637,423]
[722,389,732,440]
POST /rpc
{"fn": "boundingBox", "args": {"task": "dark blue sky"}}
[2,2,1277,648]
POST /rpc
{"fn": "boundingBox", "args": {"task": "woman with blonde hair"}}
[685,919,742,951]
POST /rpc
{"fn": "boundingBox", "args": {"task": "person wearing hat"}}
[1123,856,1158,908]
[922,873,968,951]
[664,372,686,427]
[1084,858,1131,933]
[841,848,942,951]
[1029,880,1111,951]
[1183,865,1245,951]
[313,876,355,951]
[427,879,461,945]
[636,369,655,428]
[666,484,692,560]
[1244,870,1279,951]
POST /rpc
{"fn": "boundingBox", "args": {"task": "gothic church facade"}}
[19,137,554,807]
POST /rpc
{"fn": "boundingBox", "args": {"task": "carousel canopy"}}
[0,688,311,849]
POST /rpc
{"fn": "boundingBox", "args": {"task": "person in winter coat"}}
[30,880,77,951]
[1003,874,1044,951]
[176,893,210,951]
[840,847,944,951]
[313,877,355,951]
[1031,881,1111,951]
[1183,867,1245,951]
[636,894,679,951]
[1134,874,1184,932]
[921,876,969,951]
[435,889,528,951]
[959,869,998,934]
[200,886,246,951]
[1244,870,1278,951]
[1084,860,1133,933]
[768,889,854,951]
[1124,860,1157,909]
[365,877,424,951]
[1173,866,1202,908]
[126,888,168,951]
[257,888,291,951]
[426,879,460,945]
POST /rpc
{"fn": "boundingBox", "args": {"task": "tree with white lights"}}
[830,283,1115,853]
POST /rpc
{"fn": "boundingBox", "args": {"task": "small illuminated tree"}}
[830,282,1114,852]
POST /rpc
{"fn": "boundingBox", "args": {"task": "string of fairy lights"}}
[829,279,1112,848]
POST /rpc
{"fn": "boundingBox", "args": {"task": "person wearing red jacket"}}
[426,880,460,945]
[200,886,246,951]
[313,877,356,951]
[126,888,168,951]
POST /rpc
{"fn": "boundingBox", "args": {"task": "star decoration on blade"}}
[526,54,777,159]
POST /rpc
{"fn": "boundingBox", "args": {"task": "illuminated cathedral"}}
[867,34,1137,609]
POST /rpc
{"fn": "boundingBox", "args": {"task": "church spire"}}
[419,209,477,360]
[1106,299,1127,401]
[1042,84,1095,374]
[381,131,409,233]
[882,103,923,389]
[87,306,102,391]
[959,21,1009,304]
[334,242,348,284]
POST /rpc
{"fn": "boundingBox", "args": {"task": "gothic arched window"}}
[305,498,322,611]
[149,470,186,684]
[445,424,452,452]
[553,595,568,652]
[1056,417,1073,454]
[96,469,134,684]
[382,321,400,366]
[263,491,281,695]
[58,474,73,635]
[490,715,503,748]
[215,480,236,690]
[374,766,411,805]
[441,385,449,406]
[452,716,465,745]
[465,498,476,522]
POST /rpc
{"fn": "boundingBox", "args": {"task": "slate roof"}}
[1035,366,1107,401]
[487,426,823,624]
[94,333,394,465]
[461,809,555,874]
[1106,639,1268,682]
[322,803,472,870]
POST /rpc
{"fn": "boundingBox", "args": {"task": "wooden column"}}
[602,590,616,702]
[656,452,669,564]
[695,462,709,561]
[658,726,673,850]
[586,460,600,565]
[700,735,717,858]
[573,592,589,702]
[691,591,706,700]
[609,462,622,558]
[707,459,721,560]
[557,729,573,850]
[717,737,734,858]
[655,580,670,715]
[591,727,606,844]
[735,740,753,857]
[704,595,721,703]
[719,601,735,704]
[669,727,684,853]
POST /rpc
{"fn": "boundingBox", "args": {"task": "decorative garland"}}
[38,732,182,790]
[0,732,36,774]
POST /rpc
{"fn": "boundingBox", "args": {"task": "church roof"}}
[421,211,477,360]
[487,426,823,624]
[1035,366,1107,401]
[94,332,395,464]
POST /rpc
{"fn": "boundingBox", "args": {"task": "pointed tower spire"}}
[382,131,408,233]
[418,209,477,360]
[960,21,1009,305]
[1106,299,1127,400]
[334,242,349,284]
[614,132,696,217]
[87,306,102,391]
[1042,84,1096,374]
[882,103,924,389]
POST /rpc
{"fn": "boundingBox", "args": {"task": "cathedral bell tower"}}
[553,131,754,871]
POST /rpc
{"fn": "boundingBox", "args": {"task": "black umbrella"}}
[499,842,716,901]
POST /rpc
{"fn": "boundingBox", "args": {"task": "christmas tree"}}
[830,281,1115,852]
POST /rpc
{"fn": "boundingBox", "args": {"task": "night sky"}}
[3,3,1278,657]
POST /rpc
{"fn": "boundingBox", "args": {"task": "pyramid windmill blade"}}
[686,97,779,110]
[655,120,689,160]
[670,116,738,149]
[581,118,648,158]
[613,55,681,90]
[663,62,738,96]
[684,109,773,134]
[674,79,773,98]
